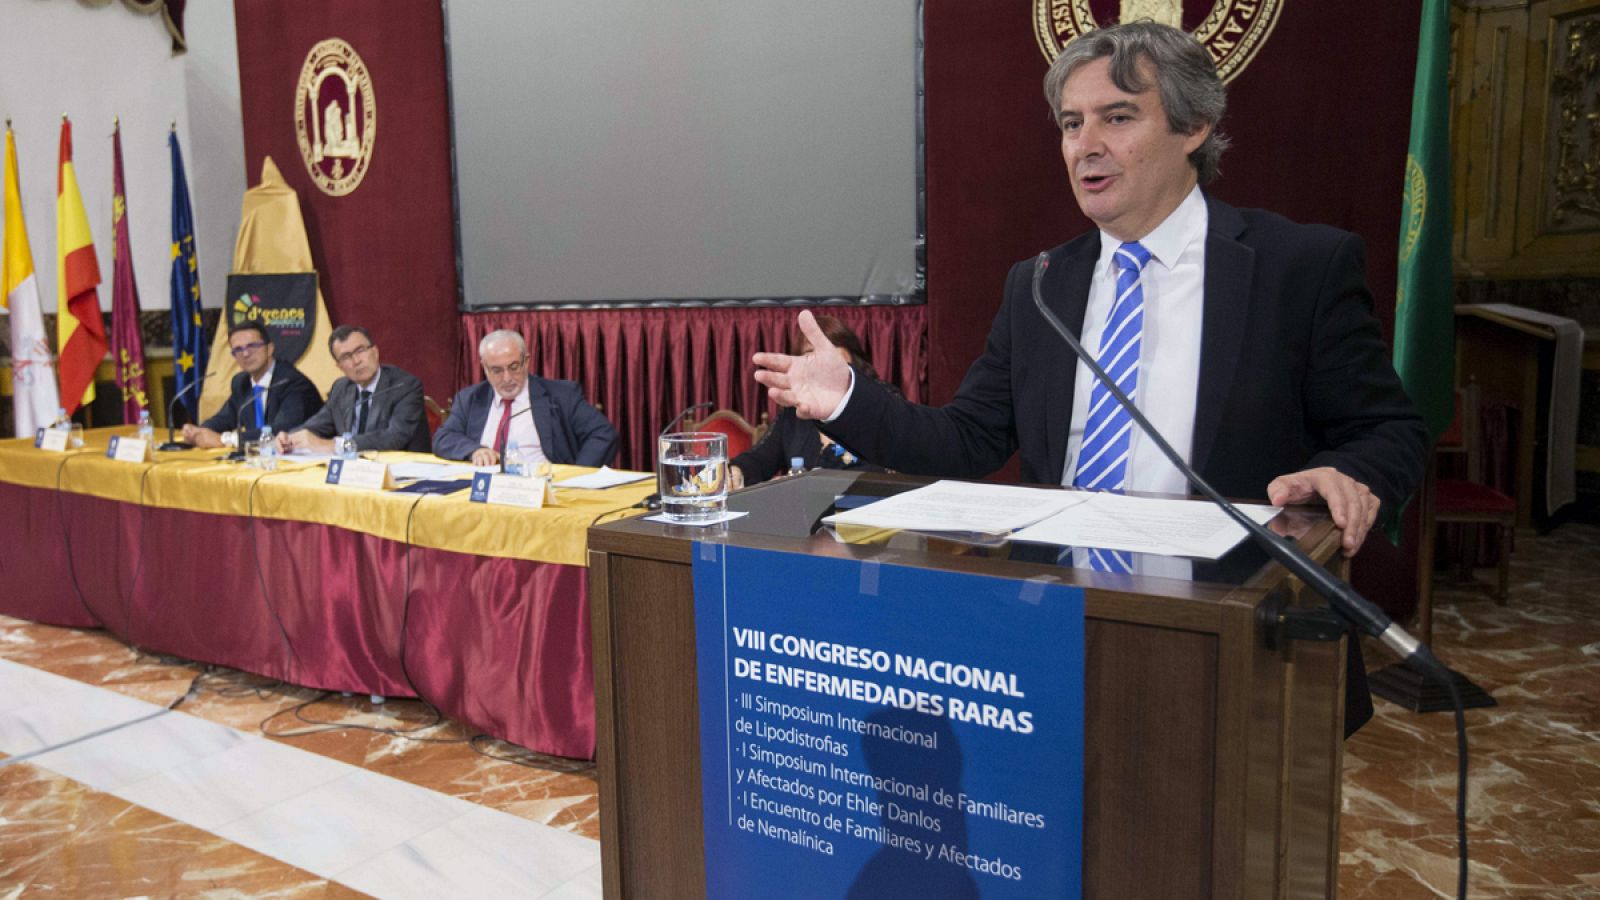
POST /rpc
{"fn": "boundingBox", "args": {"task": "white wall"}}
[0,0,244,321]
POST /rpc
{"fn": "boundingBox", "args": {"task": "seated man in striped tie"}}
[278,325,431,454]
[182,323,324,449]
[432,329,618,469]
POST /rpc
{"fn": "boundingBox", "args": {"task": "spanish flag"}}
[56,117,107,414]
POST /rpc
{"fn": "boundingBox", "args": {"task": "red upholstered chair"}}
[1418,383,1516,636]
[423,395,448,436]
[686,409,763,459]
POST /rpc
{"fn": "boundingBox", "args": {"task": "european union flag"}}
[169,130,207,419]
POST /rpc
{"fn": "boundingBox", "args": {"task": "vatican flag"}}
[4,124,62,435]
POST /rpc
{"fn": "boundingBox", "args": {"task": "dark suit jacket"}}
[829,196,1425,737]
[295,364,430,452]
[200,360,324,442]
[733,397,896,484]
[432,377,618,467]
[831,195,1427,516]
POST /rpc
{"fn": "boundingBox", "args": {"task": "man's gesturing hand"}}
[752,311,852,421]
[1267,466,1381,557]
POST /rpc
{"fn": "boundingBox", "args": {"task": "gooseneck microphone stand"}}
[1029,253,1469,900]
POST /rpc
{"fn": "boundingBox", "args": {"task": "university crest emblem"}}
[294,38,376,196]
[1033,0,1283,83]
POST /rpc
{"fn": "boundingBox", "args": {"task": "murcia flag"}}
[110,120,148,422]
[56,116,108,415]
[4,124,62,435]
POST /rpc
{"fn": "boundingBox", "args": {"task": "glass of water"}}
[658,432,728,521]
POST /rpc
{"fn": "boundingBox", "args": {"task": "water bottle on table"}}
[258,427,278,471]
[137,409,154,442]
[503,440,525,476]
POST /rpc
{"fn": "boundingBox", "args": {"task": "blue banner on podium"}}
[693,543,1084,898]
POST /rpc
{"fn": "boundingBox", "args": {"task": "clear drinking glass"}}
[658,432,728,521]
[68,423,85,449]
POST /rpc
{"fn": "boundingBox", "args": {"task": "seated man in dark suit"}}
[182,323,324,448]
[433,329,618,468]
[278,325,430,454]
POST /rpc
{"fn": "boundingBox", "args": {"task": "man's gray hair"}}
[478,328,527,358]
[1043,21,1231,184]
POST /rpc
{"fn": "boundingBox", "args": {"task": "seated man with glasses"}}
[277,325,430,454]
[433,329,618,468]
[182,323,324,449]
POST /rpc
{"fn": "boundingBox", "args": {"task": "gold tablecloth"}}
[0,429,652,567]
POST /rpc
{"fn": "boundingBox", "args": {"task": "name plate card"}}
[34,428,69,452]
[326,458,394,491]
[469,472,553,509]
[105,436,152,463]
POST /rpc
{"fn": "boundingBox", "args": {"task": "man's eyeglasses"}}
[484,357,527,379]
[334,343,374,366]
[229,341,267,357]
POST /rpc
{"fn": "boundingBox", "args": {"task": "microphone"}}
[158,370,219,451]
[1027,252,1444,672]
[643,401,714,510]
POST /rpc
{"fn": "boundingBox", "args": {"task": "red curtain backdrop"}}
[229,3,1418,470]
[233,0,461,403]
[922,1,1421,406]
[459,306,927,471]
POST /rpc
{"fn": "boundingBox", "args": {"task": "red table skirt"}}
[0,480,595,758]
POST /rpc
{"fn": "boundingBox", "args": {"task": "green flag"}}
[1393,0,1454,442]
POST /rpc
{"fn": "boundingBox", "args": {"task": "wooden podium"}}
[589,471,1349,898]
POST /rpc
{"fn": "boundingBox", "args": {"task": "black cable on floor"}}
[259,692,467,743]
[467,734,596,773]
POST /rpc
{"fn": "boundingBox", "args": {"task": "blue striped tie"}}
[1073,240,1151,573]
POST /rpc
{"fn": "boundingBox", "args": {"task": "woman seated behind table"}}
[730,315,897,490]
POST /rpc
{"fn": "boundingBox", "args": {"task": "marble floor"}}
[2,523,1595,897]
[1340,522,1600,897]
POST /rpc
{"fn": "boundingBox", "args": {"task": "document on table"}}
[554,466,654,489]
[1011,492,1280,559]
[822,480,1090,535]
[389,461,478,481]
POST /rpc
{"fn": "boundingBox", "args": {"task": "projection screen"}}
[445,0,923,308]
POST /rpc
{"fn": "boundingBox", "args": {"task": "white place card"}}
[34,428,69,452]
[469,472,554,509]
[325,458,394,491]
[105,435,152,463]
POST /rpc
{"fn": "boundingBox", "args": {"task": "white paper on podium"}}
[822,480,1090,535]
[1012,493,1281,559]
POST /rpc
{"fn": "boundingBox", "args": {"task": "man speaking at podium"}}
[756,21,1427,559]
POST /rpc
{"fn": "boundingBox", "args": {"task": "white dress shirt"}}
[1062,185,1207,497]
[351,368,382,432]
[477,381,549,466]
[222,361,276,448]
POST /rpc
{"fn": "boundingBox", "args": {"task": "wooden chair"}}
[686,409,764,459]
[1416,383,1515,640]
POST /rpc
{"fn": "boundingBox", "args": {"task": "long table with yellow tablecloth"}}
[0,428,653,758]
